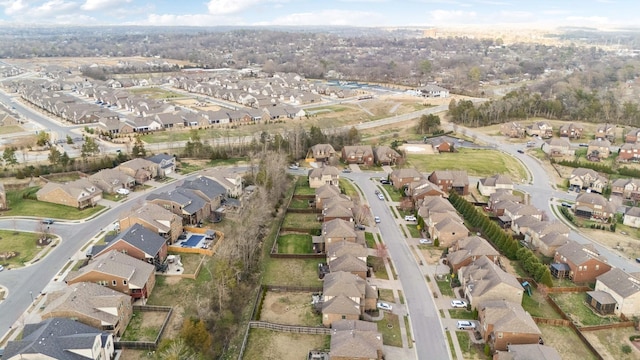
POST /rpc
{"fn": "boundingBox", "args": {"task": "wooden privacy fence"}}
[115,305,173,351]
[248,321,331,335]
[580,321,635,332]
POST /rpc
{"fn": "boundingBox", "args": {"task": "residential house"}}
[429,137,454,153]
[494,344,561,360]
[323,201,354,223]
[569,168,608,194]
[417,195,457,215]
[595,124,615,142]
[559,123,584,139]
[117,158,159,184]
[321,271,377,327]
[146,153,176,177]
[147,188,210,225]
[88,168,135,194]
[407,178,447,203]
[551,240,611,283]
[201,167,244,198]
[0,181,6,210]
[341,145,374,165]
[2,318,114,360]
[478,300,542,352]
[478,174,514,196]
[390,168,424,190]
[428,170,469,195]
[623,207,640,228]
[625,127,640,143]
[429,217,469,247]
[417,84,449,97]
[586,139,611,160]
[458,256,524,307]
[446,236,500,272]
[511,215,541,236]
[326,241,368,279]
[119,202,183,243]
[543,138,573,157]
[90,224,168,267]
[501,122,525,138]
[533,231,570,257]
[181,176,227,214]
[329,320,384,360]
[309,166,340,188]
[488,190,523,212]
[315,184,344,209]
[373,145,401,165]
[316,219,361,253]
[503,202,543,222]
[617,143,640,162]
[525,221,570,255]
[590,268,640,316]
[574,192,615,220]
[611,178,640,199]
[40,282,133,336]
[525,121,553,138]
[307,143,336,163]
[36,178,103,209]
[66,250,156,299]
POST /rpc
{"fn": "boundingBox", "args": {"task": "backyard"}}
[120,310,168,342]
[276,234,313,254]
[282,213,321,230]
[456,331,488,360]
[0,229,49,268]
[550,292,621,326]
[262,258,324,287]
[538,324,597,360]
[259,291,322,326]
[582,326,640,360]
[243,329,328,360]
[520,290,563,319]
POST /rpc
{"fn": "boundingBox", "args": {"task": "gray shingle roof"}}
[101,223,166,258]
[182,176,227,201]
[596,268,640,298]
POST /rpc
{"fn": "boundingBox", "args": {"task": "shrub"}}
[622,344,632,354]
[434,238,440,247]
[484,344,491,356]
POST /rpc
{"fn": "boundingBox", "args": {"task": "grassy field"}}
[120,310,164,341]
[379,289,395,303]
[0,229,42,267]
[243,329,329,360]
[538,324,597,360]
[377,312,403,347]
[448,309,476,320]
[456,331,488,359]
[365,232,376,248]
[2,187,105,219]
[276,234,313,254]
[368,256,389,280]
[282,213,321,230]
[551,292,621,326]
[582,327,640,360]
[339,178,359,200]
[128,87,184,99]
[407,148,528,180]
[382,184,403,202]
[289,198,310,209]
[521,290,563,319]
[436,279,455,297]
[262,258,323,287]
[0,124,23,135]
[406,224,421,238]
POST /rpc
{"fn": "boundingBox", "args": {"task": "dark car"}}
[517,149,525,154]
[355,224,366,231]
[42,219,54,225]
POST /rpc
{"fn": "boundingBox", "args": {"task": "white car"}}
[419,238,432,245]
[288,164,299,170]
[377,193,385,200]
[374,216,381,223]
[0,265,4,272]
[404,215,417,221]
[116,188,130,195]
[451,300,468,308]
[377,301,392,311]
[456,320,476,330]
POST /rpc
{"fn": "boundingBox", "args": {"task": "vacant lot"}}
[259,291,321,326]
[277,234,313,254]
[243,329,328,360]
[263,258,323,288]
[0,229,46,268]
[582,326,640,360]
[0,124,23,135]
[551,293,621,326]
[538,324,597,360]
[121,310,167,342]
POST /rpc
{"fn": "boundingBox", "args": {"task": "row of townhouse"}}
[306,143,402,166]
[389,167,470,199]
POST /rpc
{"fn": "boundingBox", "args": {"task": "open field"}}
[243,329,328,360]
[406,148,528,180]
[0,125,23,135]
[263,258,323,287]
[259,291,321,326]
[538,324,597,360]
[7,56,195,69]
[0,229,41,268]
[582,326,640,360]
[128,87,186,100]
[1,187,105,219]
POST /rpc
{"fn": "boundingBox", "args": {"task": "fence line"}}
[115,306,173,351]
[580,321,635,332]
[264,285,323,292]
[248,321,331,335]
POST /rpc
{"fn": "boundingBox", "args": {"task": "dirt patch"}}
[398,143,435,154]
[162,305,184,340]
[538,324,598,360]
[244,329,328,360]
[418,246,445,265]
[579,228,640,262]
[140,310,167,328]
[582,327,640,360]
[6,56,193,70]
[259,291,321,327]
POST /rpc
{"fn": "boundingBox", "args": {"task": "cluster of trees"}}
[448,191,553,287]
[552,158,640,179]
[415,114,441,135]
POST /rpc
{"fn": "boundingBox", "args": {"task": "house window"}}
[342,315,346,319]
[112,280,117,286]
[123,280,128,286]
[583,265,587,271]
[98,280,108,286]
[498,332,503,338]
[578,266,583,271]
[595,265,600,270]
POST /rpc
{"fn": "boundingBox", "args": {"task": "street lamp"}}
[29,291,34,303]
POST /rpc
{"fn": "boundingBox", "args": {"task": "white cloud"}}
[255,9,385,26]
[81,0,132,11]
[565,16,610,26]
[32,0,79,18]
[496,10,534,22]
[138,13,246,26]
[427,9,477,25]
[0,0,28,15]
[207,0,262,15]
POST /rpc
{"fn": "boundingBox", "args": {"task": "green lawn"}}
[120,310,161,341]
[263,258,323,287]
[436,279,455,297]
[378,289,395,303]
[128,87,183,99]
[365,232,376,248]
[521,290,563,319]
[282,213,321,229]
[176,161,203,174]
[339,178,360,200]
[244,329,329,360]
[2,187,105,219]
[406,224,421,238]
[382,184,403,202]
[551,292,621,326]
[368,256,389,280]
[448,309,475,320]
[289,198,310,209]
[294,185,315,196]
[0,229,42,267]
[456,331,488,359]
[377,312,403,347]
[407,148,528,180]
[276,234,313,254]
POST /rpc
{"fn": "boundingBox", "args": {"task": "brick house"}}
[446,236,500,272]
[428,170,469,195]
[429,217,469,247]
[617,143,640,162]
[458,256,524,307]
[525,121,553,138]
[595,124,615,141]
[625,127,640,143]
[591,268,640,316]
[551,240,611,283]
[306,143,336,163]
[321,271,377,327]
[90,223,168,267]
[329,320,384,360]
[390,168,424,190]
[315,184,347,209]
[315,219,362,253]
[611,178,640,199]
[573,192,615,220]
[543,138,573,157]
[308,166,340,188]
[88,168,135,194]
[40,282,133,336]
[341,145,374,165]
[36,178,103,209]
[119,202,184,243]
[569,168,608,193]
[326,241,368,279]
[146,153,176,177]
[373,145,401,165]
[501,122,525,138]
[408,179,446,203]
[147,188,211,225]
[66,250,156,299]
[477,174,514,196]
[623,207,640,228]
[586,139,611,160]
[117,158,158,184]
[200,167,244,198]
[478,300,542,351]
[559,123,584,139]
[322,201,354,223]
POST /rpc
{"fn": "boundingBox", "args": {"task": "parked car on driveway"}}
[116,188,130,195]
[404,215,417,221]
[456,320,476,330]
[451,300,468,308]
[419,238,432,245]
[377,301,392,311]
[355,224,366,230]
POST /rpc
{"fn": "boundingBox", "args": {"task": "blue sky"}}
[0,0,636,28]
